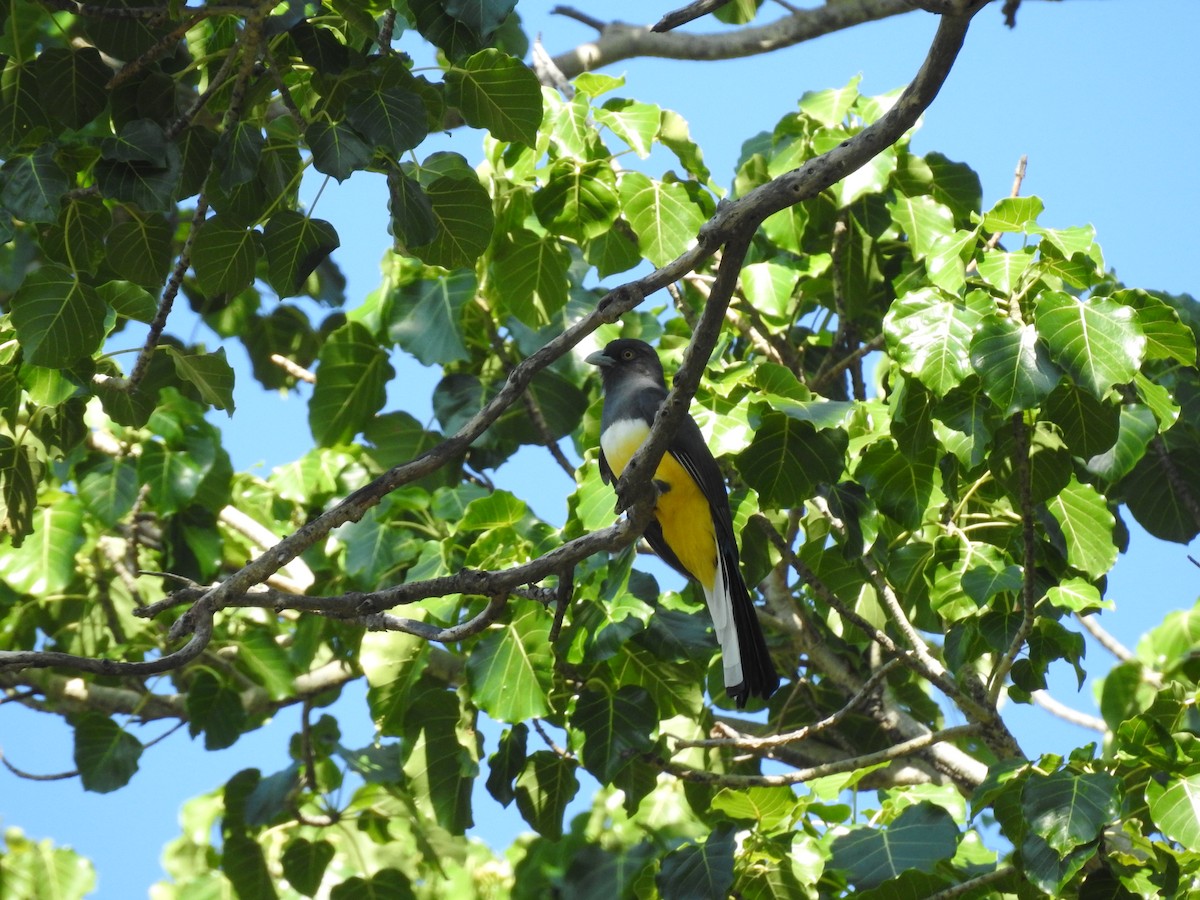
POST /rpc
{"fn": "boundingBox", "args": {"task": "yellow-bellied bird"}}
[586,338,780,708]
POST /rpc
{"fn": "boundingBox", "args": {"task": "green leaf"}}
[740,261,801,319]
[990,420,1072,507]
[856,440,935,530]
[710,786,798,831]
[571,685,656,782]
[564,844,658,900]
[262,211,340,298]
[281,838,335,898]
[1023,770,1120,854]
[969,316,1061,415]
[222,832,279,900]
[620,171,706,268]
[1147,770,1200,852]
[976,248,1035,295]
[829,802,958,889]
[485,722,527,807]
[95,138,182,212]
[442,0,516,39]
[309,321,393,445]
[1046,480,1118,578]
[104,213,172,289]
[73,711,143,793]
[1034,292,1146,399]
[216,121,264,192]
[1045,577,1106,613]
[387,270,473,366]
[1121,445,1200,543]
[362,630,428,737]
[77,459,139,527]
[1084,403,1157,483]
[982,195,1044,233]
[885,288,985,396]
[657,823,736,900]
[1041,382,1119,458]
[34,46,109,128]
[0,495,84,593]
[1,144,68,223]
[330,870,416,900]
[0,438,43,546]
[409,172,494,269]
[186,670,247,751]
[465,605,553,722]
[445,48,541,144]
[595,98,660,158]
[1125,289,1197,365]
[888,194,954,260]
[137,441,206,515]
[402,682,478,834]
[491,229,569,327]
[10,265,106,366]
[346,86,429,155]
[0,828,96,900]
[735,413,847,508]
[306,119,373,182]
[191,217,259,297]
[96,280,157,322]
[514,750,580,840]
[533,159,620,241]
[387,169,437,247]
[166,346,236,414]
[798,77,860,126]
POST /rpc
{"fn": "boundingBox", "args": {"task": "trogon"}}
[586,338,780,708]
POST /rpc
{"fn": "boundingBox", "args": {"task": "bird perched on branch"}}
[586,338,780,708]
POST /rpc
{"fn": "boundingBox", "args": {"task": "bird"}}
[585,338,780,708]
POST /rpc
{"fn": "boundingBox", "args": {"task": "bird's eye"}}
[622,350,634,360]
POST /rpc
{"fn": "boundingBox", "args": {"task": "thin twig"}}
[927,865,1018,900]
[655,723,981,787]
[653,0,732,33]
[1074,612,1134,663]
[1031,690,1106,733]
[269,353,316,384]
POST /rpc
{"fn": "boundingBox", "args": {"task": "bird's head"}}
[585,338,665,389]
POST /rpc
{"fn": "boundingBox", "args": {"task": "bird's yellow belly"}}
[601,418,718,589]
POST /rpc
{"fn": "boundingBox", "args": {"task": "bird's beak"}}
[585,350,612,368]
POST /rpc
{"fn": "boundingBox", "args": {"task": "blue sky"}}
[3,2,1199,896]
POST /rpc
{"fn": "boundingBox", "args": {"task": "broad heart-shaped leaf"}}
[485,723,528,807]
[969,316,1061,415]
[408,173,494,269]
[533,158,620,241]
[329,870,416,900]
[262,211,340,298]
[829,802,959,889]
[73,711,143,793]
[570,685,656,782]
[619,171,706,268]
[657,823,736,900]
[387,270,473,365]
[465,605,553,723]
[514,750,580,841]
[1034,292,1146,399]
[402,681,478,835]
[185,669,247,751]
[1120,288,1197,365]
[388,169,437,247]
[1085,403,1157,484]
[981,195,1044,233]
[1,144,69,223]
[1121,445,1200,543]
[490,228,570,327]
[884,288,984,396]
[595,98,661,158]
[1041,381,1120,458]
[35,46,109,128]
[281,838,335,898]
[166,346,236,414]
[735,413,848,508]
[1022,770,1121,854]
[1046,480,1118,578]
[798,76,861,126]
[711,786,799,831]
[346,86,428,155]
[444,48,542,144]
[564,844,658,900]
[94,143,182,212]
[0,496,84,592]
[191,216,259,297]
[309,321,393,446]
[10,265,107,366]
[222,832,279,900]
[105,212,173,289]
[215,120,264,192]
[1147,770,1200,852]
[77,459,139,527]
[855,440,935,530]
[306,119,372,182]
[97,280,156,322]
[887,193,954,260]
[989,420,1072,507]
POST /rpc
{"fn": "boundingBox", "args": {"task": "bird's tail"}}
[704,553,780,709]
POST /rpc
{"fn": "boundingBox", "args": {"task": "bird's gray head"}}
[585,339,665,391]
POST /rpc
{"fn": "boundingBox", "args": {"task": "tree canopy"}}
[2,0,1200,897]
